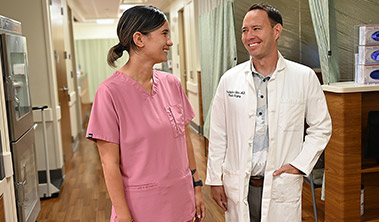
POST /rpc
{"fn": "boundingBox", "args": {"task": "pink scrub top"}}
[86,70,196,222]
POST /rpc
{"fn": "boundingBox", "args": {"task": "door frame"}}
[177,8,188,95]
[41,0,68,170]
[48,0,73,172]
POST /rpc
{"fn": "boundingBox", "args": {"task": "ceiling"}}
[67,0,172,22]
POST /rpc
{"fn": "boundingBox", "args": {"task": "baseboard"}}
[73,135,79,152]
[189,121,203,135]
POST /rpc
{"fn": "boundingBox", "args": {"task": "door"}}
[67,6,82,146]
[0,34,33,141]
[11,127,40,222]
[183,0,201,127]
[49,0,73,169]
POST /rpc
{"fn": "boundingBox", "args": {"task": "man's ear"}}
[133,31,144,48]
[273,23,282,41]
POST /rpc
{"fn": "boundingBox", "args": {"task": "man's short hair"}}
[248,3,283,27]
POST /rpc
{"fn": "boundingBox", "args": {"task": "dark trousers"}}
[248,184,263,222]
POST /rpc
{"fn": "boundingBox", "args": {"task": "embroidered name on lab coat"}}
[226,90,245,98]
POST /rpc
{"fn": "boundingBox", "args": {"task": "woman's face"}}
[142,20,173,64]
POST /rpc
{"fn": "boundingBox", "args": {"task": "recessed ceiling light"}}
[96,19,115,24]
[120,4,137,11]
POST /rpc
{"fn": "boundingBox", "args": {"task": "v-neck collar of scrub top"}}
[115,69,159,98]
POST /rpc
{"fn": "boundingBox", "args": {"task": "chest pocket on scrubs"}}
[166,104,185,138]
[279,99,305,132]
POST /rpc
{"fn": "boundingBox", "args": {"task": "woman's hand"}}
[194,186,205,221]
[116,215,134,222]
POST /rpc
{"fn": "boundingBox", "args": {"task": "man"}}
[205,3,332,222]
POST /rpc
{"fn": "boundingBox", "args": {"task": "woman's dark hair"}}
[248,3,283,27]
[107,5,167,67]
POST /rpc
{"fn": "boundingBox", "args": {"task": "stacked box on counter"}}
[355,25,379,84]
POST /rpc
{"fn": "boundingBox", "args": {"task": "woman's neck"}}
[120,56,154,84]
[119,56,155,94]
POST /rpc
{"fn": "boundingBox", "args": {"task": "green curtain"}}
[308,0,339,84]
[75,38,128,102]
[199,1,237,138]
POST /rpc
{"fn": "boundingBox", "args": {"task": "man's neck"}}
[252,52,279,77]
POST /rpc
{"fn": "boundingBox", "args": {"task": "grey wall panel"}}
[234,0,251,64]
[300,0,320,69]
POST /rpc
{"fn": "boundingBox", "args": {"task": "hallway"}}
[36,129,226,222]
[36,135,112,221]
[36,128,379,221]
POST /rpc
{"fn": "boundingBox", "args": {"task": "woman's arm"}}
[185,125,205,221]
[97,140,133,222]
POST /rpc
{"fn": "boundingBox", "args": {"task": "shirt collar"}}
[249,51,286,79]
[250,59,272,79]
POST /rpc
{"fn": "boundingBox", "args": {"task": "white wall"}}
[73,22,118,40]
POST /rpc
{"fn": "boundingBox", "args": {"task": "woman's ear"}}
[133,31,144,48]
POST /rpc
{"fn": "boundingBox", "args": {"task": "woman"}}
[86,5,205,222]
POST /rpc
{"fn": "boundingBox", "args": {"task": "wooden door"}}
[0,195,4,222]
[49,0,73,171]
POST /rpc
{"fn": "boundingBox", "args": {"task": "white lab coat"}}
[205,52,332,222]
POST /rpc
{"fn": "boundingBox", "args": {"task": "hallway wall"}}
[165,0,202,130]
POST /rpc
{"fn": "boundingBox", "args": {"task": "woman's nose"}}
[167,38,173,46]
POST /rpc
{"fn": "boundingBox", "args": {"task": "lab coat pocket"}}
[271,173,303,202]
[165,104,185,138]
[222,168,240,205]
[279,99,305,132]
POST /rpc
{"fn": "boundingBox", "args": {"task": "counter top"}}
[322,81,379,93]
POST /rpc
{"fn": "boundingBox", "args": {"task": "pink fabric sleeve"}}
[86,85,119,144]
